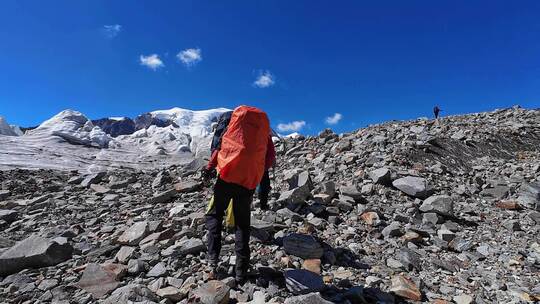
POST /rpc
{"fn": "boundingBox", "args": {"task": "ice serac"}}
[28,109,111,148]
[0,235,73,276]
[0,116,19,136]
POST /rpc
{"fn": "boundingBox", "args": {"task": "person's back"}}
[433,106,441,119]
[204,105,273,283]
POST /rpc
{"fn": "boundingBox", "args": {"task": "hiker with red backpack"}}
[202,106,276,283]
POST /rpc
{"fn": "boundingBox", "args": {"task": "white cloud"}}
[277,120,306,132]
[177,48,202,67]
[139,54,164,70]
[103,24,122,38]
[253,70,275,88]
[325,113,343,125]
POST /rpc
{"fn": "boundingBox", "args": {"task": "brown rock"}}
[389,275,422,301]
[495,201,522,210]
[76,263,123,299]
[302,259,322,274]
[360,211,381,226]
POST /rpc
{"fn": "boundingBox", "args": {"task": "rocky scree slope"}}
[0,107,539,303]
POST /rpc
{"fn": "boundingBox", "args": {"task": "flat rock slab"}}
[191,280,230,304]
[161,238,205,257]
[285,269,325,295]
[174,180,202,193]
[151,189,177,204]
[116,221,149,246]
[0,235,73,276]
[76,263,124,299]
[283,233,324,259]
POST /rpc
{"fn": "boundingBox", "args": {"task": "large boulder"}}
[0,235,73,276]
[283,234,324,259]
[392,176,431,198]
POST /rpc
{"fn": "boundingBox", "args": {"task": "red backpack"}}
[217,106,270,190]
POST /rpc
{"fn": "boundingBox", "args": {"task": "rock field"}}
[0,106,539,303]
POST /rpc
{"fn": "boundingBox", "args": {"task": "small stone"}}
[382,221,403,238]
[284,292,333,304]
[127,259,145,275]
[369,168,392,185]
[115,246,136,264]
[156,286,186,302]
[438,228,455,242]
[191,280,231,304]
[90,183,110,194]
[147,262,167,277]
[453,294,474,304]
[0,210,18,224]
[360,211,382,226]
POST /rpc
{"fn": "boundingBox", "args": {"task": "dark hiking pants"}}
[206,178,254,274]
[258,170,271,205]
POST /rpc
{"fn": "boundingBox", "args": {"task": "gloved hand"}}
[201,167,216,182]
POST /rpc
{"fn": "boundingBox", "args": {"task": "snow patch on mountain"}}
[150,107,231,138]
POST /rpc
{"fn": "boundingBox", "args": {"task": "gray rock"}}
[76,263,121,299]
[369,168,392,185]
[283,234,324,259]
[191,280,231,304]
[116,221,149,246]
[0,235,73,276]
[420,195,454,216]
[278,187,311,206]
[115,246,136,264]
[37,279,58,291]
[284,293,333,304]
[147,262,167,277]
[156,286,186,302]
[284,269,325,295]
[382,221,403,238]
[127,259,145,275]
[0,190,10,200]
[339,185,363,202]
[161,238,205,257]
[174,180,201,193]
[422,212,443,225]
[150,189,177,204]
[102,284,159,304]
[397,248,422,271]
[392,176,431,198]
[81,172,106,188]
[0,209,18,223]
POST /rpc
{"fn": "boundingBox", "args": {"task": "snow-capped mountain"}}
[0,107,233,171]
[0,116,22,136]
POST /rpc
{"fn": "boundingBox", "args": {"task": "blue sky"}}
[0,1,539,134]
